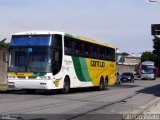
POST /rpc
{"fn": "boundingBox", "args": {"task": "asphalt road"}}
[0,79,160,120]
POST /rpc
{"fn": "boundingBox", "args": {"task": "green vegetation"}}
[153,36,160,57]
[141,51,155,62]
[141,36,160,67]
[0,83,7,88]
[0,38,9,48]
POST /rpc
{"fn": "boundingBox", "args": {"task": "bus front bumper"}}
[8,79,54,90]
[141,74,155,80]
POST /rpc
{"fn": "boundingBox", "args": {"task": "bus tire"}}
[62,76,70,94]
[99,77,105,91]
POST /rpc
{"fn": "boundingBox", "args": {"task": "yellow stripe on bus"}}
[8,72,33,76]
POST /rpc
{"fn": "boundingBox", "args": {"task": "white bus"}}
[7,31,116,93]
[141,61,156,80]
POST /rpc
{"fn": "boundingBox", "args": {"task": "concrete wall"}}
[124,57,141,65]
[0,48,8,83]
[117,64,135,74]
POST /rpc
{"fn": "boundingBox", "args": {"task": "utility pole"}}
[149,0,160,35]
[149,0,157,2]
[149,0,160,2]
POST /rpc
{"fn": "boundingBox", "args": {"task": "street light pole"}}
[149,0,156,2]
[149,0,160,2]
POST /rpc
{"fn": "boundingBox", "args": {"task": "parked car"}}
[120,72,134,82]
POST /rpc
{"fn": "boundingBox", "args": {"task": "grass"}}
[0,83,7,88]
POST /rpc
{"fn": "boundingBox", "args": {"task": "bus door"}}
[51,35,62,75]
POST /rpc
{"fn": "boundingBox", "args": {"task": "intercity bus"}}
[7,31,116,93]
[141,61,156,80]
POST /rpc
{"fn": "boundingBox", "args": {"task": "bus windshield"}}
[8,47,51,72]
[141,65,154,74]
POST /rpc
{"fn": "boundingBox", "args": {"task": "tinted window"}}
[64,37,71,54]
[11,35,51,46]
[64,36,115,61]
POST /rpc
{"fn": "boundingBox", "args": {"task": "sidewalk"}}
[0,86,17,93]
[143,98,160,114]
[0,86,8,90]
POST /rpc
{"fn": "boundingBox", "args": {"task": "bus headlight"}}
[38,76,51,80]
[38,76,47,79]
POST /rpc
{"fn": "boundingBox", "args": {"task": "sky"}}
[0,0,160,54]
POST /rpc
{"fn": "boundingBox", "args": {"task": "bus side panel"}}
[71,56,116,87]
[62,56,93,88]
[85,58,116,86]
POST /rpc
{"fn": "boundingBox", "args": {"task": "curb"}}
[122,97,160,120]
[130,97,160,114]
[143,98,160,114]
[0,88,21,93]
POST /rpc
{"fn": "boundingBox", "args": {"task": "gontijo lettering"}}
[90,60,105,67]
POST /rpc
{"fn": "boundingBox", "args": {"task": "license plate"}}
[8,85,15,88]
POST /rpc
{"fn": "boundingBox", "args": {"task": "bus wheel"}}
[25,89,36,94]
[62,77,70,94]
[99,77,105,91]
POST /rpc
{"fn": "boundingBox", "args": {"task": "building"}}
[117,54,141,74]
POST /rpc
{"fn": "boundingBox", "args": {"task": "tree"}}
[141,51,160,67]
[152,36,160,67]
[141,36,160,68]
[153,36,160,57]
[141,51,153,62]
[0,38,9,48]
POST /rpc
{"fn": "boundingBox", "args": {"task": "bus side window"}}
[80,43,84,56]
[89,45,93,58]
[75,41,79,54]
[100,47,105,59]
[84,43,89,57]
[71,40,75,55]
[96,47,101,59]
[64,37,71,55]
[93,46,96,58]
[109,48,113,61]
[75,41,83,55]
[105,47,109,60]
[111,49,115,61]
